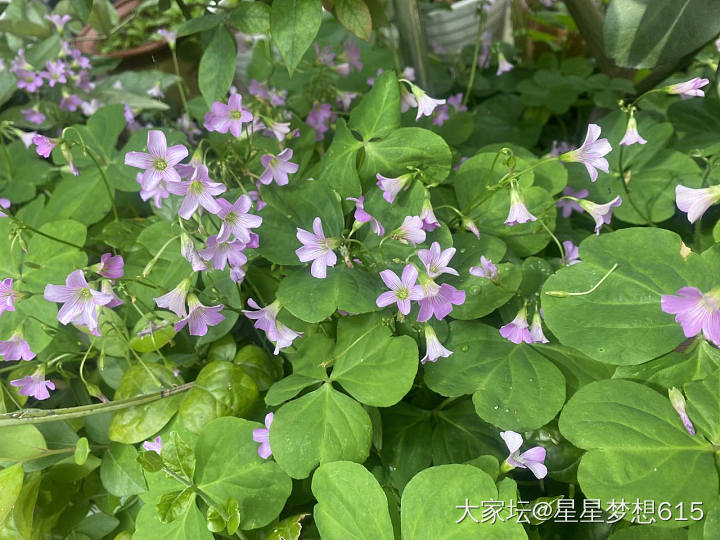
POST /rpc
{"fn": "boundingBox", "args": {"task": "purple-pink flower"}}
[418,242,458,278]
[529,311,549,344]
[21,108,45,125]
[500,431,547,479]
[154,279,191,318]
[259,148,298,186]
[391,216,426,246]
[417,281,465,322]
[562,240,581,266]
[181,234,208,272]
[669,387,695,436]
[619,116,647,146]
[560,124,612,182]
[45,14,71,32]
[166,164,226,219]
[125,130,188,189]
[499,306,533,344]
[578,196,622,234]
[306,103,333,140]
[216,196,262,243]
[0,199,10,218]
[97,253,124,280]
[203,93,253,137]
[143,436,163,454]
[347,196,384,235]
[174,295,225,336]
[666,77,709,97]
[40,60,67,87]
[409,85,446,121]
[675,185,720,224]
[0,278,18,315]
[11,374,55,400]
[556,186,588,218]
[17,71,43,93]
[421,324,452,364]
[44,270,114,334]
[295,217,337,279]
[661,287,720,346]
[505,187,537,226]
[253,412,274,459]
[376,173,412,204]
[376,265,424,315]
[469,256,498,279]
[242,299,302,354]
[343,37,362,72]
[0,333,35,361]
[199,235,248,270]
[496,56,515,76]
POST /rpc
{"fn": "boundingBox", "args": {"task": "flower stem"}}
[9,214,99,254]
[84,146,119,221]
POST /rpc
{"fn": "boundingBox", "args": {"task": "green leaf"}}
[73,437,90,465]
[194,417,292,530]
[432,400,503,465]
[311,461,394,540]
[22,219,88,291]
[380,402,433,491]
[44,170,113,225]
[401,465,527,539]
[162,432,195,481]
[71,0,93,23]
[271,383,373,478]
[317,119,364,198]
[0,425,46,465]
[559,380,718,523]
[604,0,720,69]
[533,344,614,398]
[264,513,308,540]
[108,365,182,444]
[179,361,259,433]
[685,368,720,444]
[424,321,565,431]
[335,0,372,41]
[270,0,322,76]
[100,444,147,497]
[176,14,223,37]
[133,492,212,540]
[348,71,400,140]
[0,464,24,526]
[230,2,271,34]
[542,228,703,365]
[137,450,164,473]
[88,0,119,35]
[156,489,194,524]
[234,344,283,392]
[330,314,418,407]
[25,33,61,68]
[276,267,383,323]
[0,295,57,355]
[198,26,237,105]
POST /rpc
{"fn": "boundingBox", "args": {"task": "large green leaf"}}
[270,0,322,76]
[349,71,400,140]
[311,461,394,540]
[133,493,212,540]
[603,0,720,69]
[318,119,364,198]
[330,314,418,407]
[198,26,237,105]
[685,368,720,445]
[542,228,711,365]
[22,219,88,290]
[99,444,147,497]
[0,464,23,525]
[401,465,527,539]
[194,417,292,530]
[559,380,717,524]
[271,383,372,478]
[334,0,372,41]
[424,321,565,431]
[380,402,433,491]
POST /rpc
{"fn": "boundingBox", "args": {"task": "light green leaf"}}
[311,461,394,540]
[335,0,372,41]
[0,426,46,465]
[198,26,237,105]
[317,119,364,198]
[230,2,271,34]
[349,70,399,140]
[0,464,23,526]
[133,492,212,540]
[99,444,147,497]
[685,368,720,444]
[270,0,322,76]
[156,489,194,524]
[162,432,195,482]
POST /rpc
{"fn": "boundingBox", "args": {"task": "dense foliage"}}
[1,0,720,538]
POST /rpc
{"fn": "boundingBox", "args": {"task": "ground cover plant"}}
[1,0,720,538]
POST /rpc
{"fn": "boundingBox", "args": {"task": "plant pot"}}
[75,0,168,59]
[421,0,509,55]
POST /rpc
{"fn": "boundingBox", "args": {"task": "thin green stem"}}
[462,7,487,107]
[537,219,565,264]
[170,46,189,115]
[617,144,653,225]
[85,147,119,221]
[9,215,98,254]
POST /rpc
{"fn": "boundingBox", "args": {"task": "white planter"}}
[421,0,509,55]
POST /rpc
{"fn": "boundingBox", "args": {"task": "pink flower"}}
[560,124,612,182]
[17,71,43,93]
[500,431,547,479]
[98,253,124,279]
[142,436,163,454]
[505,187,537,226]
[0,199,10,217]
[40,60,67,87]
[253,412,274,459]
[578,196,622,234]
[44,270,114,334]
[410,85,446,120]
[420,198,440,232]
[661,287,720,346]
[529,311,549,343]
[295,217,337,279]
[154,279,191,318]
[376,265,424,315]
[199,235,248,270]
[306,103,333,140]
[619,116,647,146]
[138,172,170,208]
[32,135,56,158]
[421,324,452,364]
[391,216,426,246]
[669,388,695,436]
[462,216,481,239]
[347,196,384,235]
[101,281,123,308]
[496,56,515,76]
[666,77,709,97]
[166,164,226,219]
[343,37,362,72]
[216,196,262,243]
[125,130,189,189]
[562,241,581,265]
[44,14,71,32]
[556,186,588,218]
[157,29,177,46]
[675,185,720,224]
[174,295,225,336]
[265,120,291,142]
[259,148,299,186]
[469,256,497,279]
[418,242,458,278]
[376,173,412,204]
[181,234,208,271]
[203,93,253,137]
[0,278,18,314]
[242,298,302,354]
[11,374,55,400]
[60,93,84,112]
[499,306,533,344]
[0,333,35,361]
[417,281,465,322]
[21,108,45,125]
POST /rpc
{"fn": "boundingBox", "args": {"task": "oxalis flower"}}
[33,134,56,158]
[619,116,647,146]
[97,253,124,280]
[562,240,581,266]
[417,279,465,322]
[376,173,412,204]
[418,242,459,278]
[376,264,424,315]
[143,436,163,454]
[347,196,384,236]
[675,185,720,224]
[199,235,248,271]
[259,148,299,186]
[166,164,226,219]
[469,256,498,279]
[0,332,35,361]
[661,287,720,346]
[665,77,709,97]
[559,124,612,182]
[154,278,191,318]
[408,83,446,120]
[668,388,695,436]
[204,93,253,137]
[216,196,262,243]
[529,310,549,344]
[44,270,114,334]
[174,294,225,337]
[556,186,588,218]
[500,431,547,479]
[421,324,452,364]
[420,198,440,232]
[295,217,338,279]
[11,372,55,401]
[390,216,426,246]
[505,185,537,226]
[0,278,18,315]
[578,196,622,235]
[253,412,274,459]
[499,306,533,344]
[124,130,188,189]
[242,298,303,354]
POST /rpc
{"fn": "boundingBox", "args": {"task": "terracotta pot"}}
[75,0,168,59]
